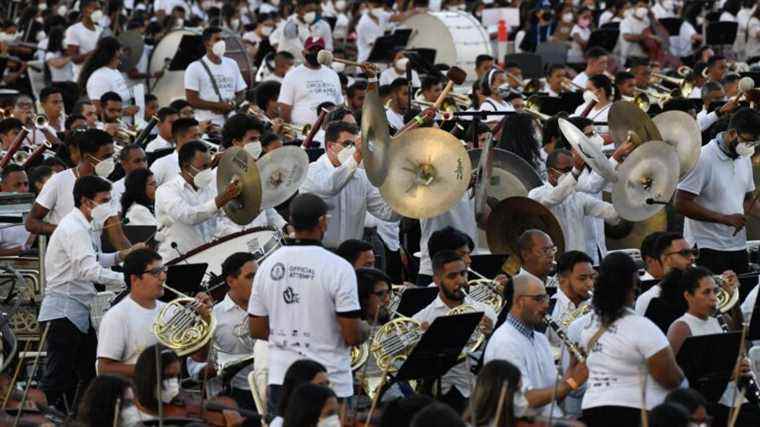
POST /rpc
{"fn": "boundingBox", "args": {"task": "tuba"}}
[153,285,216,356]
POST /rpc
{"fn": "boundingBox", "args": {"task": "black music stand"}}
[161,263,208,302]
[169,34,205,71]
[367,34,406,63]
[659,18,683,37]
[706,21,738,53]
[587,29,619,54]
[676,332,741,402]
[397,287,439,318]
[389,312,481,399]
[559,91,584,114]
[471,254,508,279]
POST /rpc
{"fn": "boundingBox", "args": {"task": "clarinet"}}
[717,314,760,406]
[543,315,586,363]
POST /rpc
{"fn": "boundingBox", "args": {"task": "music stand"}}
[390,312,482,398]
[676,332,741,402]
[471,254,508,279]
[587,29,619,54]
[705,21,738,52]
[559,91,584,114]
[368,34,407,63]
[169,34,205,71]
[397,287,439,318]
[658,18,683,37]
[101,225,157,253]
[161,263,209,302]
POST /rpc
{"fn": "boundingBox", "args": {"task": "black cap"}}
[289,193,328,230]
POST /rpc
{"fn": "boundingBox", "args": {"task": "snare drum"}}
[399,11,492,83]
[166,227,283,278]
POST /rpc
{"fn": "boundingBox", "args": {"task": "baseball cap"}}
[290,193,328,230]
[304,36,325,51]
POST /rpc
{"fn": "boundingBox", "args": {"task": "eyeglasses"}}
[521,293,549,303]
[143,266,168,277]
[665,248,699,258]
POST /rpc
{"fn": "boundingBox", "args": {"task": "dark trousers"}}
[582,406,642,427]
[266,384,283,422]
[40,318,97,413]
[697,248,750,276]
[710,402,760,427]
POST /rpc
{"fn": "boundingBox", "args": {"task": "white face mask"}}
[317,415,341,427]
[513,390,530,418]
[193,167,215,188]
[38,3,47,11]
[497,82,511,98]
[303,11,317,24]
[90,201,117,231]
[337,145,356,164]
[57,5,67,16]
[160,378,180,403]
[335,0,347,11]
[371,7,384,16]
[562,12,574,23]
[635,7,648,19]
[245,140,262,158]
[736,142,756,157]
[261,25,274,36]
[394,57,409,72]
[120,404,142,426]
[36,30,46,42]
[93,156,115,177]
[230,18,240,29]
[212,40,226,57]
[662,0,674,10]
[90,9,104,24]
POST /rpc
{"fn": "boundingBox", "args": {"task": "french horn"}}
[369,317,423,373]
[714,276,740,313]
[446,304,486,356]
[153,285,216,356]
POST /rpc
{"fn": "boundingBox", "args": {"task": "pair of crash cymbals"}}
[217,146,309,225]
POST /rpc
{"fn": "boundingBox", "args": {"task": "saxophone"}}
[543,315,586,363]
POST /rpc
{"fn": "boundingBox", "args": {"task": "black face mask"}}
[305,51,319,67]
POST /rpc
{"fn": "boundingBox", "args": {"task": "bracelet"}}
[565,378,579,391]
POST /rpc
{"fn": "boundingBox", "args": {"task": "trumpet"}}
[524,96,551,122]
[650,73,694,98]
[33,114,48,128]
[12,149,29,165]
[561,77,584,92]
[246,104,312,137]
[114,119,138,143]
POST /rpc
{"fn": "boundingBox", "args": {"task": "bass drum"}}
[399,11,491,84]
[148,28,256,107]
[166,226,283,278]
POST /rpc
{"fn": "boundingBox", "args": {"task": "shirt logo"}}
[271,263,285,281]
[283,287,300,304]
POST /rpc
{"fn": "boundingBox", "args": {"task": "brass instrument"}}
[351,343,370,371]
[466,268,504,313]
[11,150,29,165]
[677,65,693,78]
[152,284,216,356]
[414,89,458,113]
[714,276,740,313]
[33,114,48,129]
[633,87,672,110]
[369,317,423,373]
[447,304,486,354]
[524,95,551,122]
[543,315,586,363]
[114,119,138,144]
[246,104,312,138]
[561,77,585,92]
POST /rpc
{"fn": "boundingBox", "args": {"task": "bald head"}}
[512,273,545,298]
[511,273,549,328]
[517,230,551,259]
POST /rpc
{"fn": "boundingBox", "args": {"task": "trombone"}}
[245,104,311,138]
[650,73,695,98]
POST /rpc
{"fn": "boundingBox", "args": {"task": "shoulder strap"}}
[585,320,609,355]
[198,57,225,102]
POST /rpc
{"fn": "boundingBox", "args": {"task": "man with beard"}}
[384,77,409,132]
[411,250,496,414]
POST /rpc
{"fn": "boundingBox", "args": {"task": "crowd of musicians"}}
[1,0,760,426]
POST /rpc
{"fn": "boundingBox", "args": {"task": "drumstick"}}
[365,364,392,426]
[395,67,467,138]
[728,321,750,427]
[317,50,362,67]
[491,383,508,427]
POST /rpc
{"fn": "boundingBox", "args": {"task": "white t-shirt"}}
[356,11,390,63]
[64,22,102,79]
[277,65,344,127]
[184,56,247,126]
[87,67,132,104]
[635,284,661,316]
[580,311,671,410]
[677,137,754,251]
[568,25,591,64]
[379,67,421,88]
[248,244,360,398]
[619,16,649,59]
[96,295,165,365]
[45,51,75,83]
[35,168,77,225]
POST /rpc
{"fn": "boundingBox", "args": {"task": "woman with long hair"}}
[573,74,613,134]
[77,374,138,427]
[270,359,329,427]
[464,360,524,427]
[282,383,338,427]
[131,344,181,422]
[580,252,684,427]
[646,268,689,333]
[121,168,158,226]
[497,112,544,178]
[79,37,136,117]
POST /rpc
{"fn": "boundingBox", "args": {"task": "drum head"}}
[149,29,201,107]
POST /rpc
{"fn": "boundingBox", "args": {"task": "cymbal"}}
[117,30,145,73]
[608,101,662,148]
[256,146,309,209]
[612,141,679,222]
[361,88,391,186]
[468,148,543,201]
[558,118,617,182]
[652,110,701,178]
[486,196,565,257]
[605,210,667,251]
[380,128,472,219]
[217,147,262,225]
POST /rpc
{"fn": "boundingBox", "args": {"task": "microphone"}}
[170,241,190,264]
[645,198,668,205]
[204,401,262,421]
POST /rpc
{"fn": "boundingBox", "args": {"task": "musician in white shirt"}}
[379,51,422,88]
[145,107,178,153]
[667,266,760,425]
[571,47,609,90]
[484,273,588,418]
[635,232,696,315]
[299,121,398,248]
[413,250,496,413]
[548,251,594,346]
[97,248,167,377]
[355,1,416,63]
[544,64,567,97]
[26,129,130,250]
[272,0,333,62]
[64,0,103,79]
[111,145,147,212]
[154,141,241,262]
[82,37,137,118]
[37,175,141,410]
[185,27,248,127]
[38,86,66,132]
[528,149,620,256]
[675,108,760,276]
[385,78,409,132]
[696,82,740,132]
[478,68,514,124]
[122,169,158,226]
[0,165,32,256]
[150,118,200,187]
[249,193,369,409]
